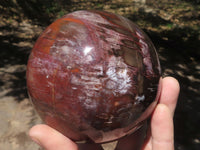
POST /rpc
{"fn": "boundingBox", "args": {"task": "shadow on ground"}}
[129,9,200,150]
[0,0,200,150]
[0,25,34,101]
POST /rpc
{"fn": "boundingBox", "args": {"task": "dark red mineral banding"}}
[26,10,161,143]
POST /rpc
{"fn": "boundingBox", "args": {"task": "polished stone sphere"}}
[26,10,161,143]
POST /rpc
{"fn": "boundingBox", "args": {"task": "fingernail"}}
[30,136,42,147]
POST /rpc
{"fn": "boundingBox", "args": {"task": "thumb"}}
[29,124,78,150]
[151,104,174,150]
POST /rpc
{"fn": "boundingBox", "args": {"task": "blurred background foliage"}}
[0,0,200,150]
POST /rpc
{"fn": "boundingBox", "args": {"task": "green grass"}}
[166,23,174,29]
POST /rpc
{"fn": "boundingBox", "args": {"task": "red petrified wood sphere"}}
[26,10,161,143]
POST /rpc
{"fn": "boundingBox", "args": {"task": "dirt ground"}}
[0,0,200,150]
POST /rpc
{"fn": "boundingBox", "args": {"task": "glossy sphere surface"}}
[27,10,161,143]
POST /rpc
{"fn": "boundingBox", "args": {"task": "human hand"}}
[141,77,179,150]
[29,77,179,150]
